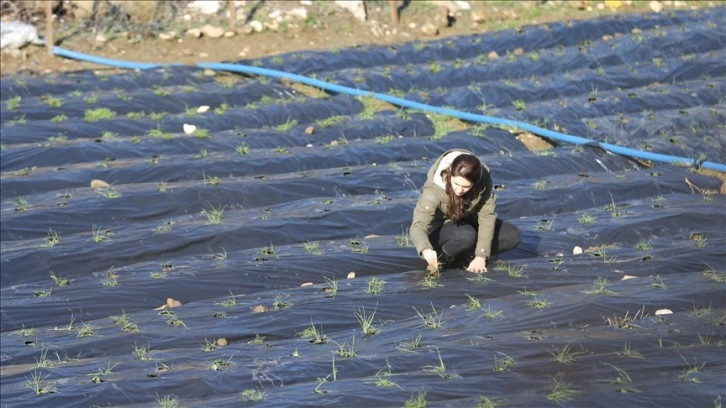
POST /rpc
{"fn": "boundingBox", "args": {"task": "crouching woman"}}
[410,149,521,273]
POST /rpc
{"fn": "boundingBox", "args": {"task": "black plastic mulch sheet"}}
[1,7,724,408]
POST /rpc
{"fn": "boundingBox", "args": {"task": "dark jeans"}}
[428,218,521,259]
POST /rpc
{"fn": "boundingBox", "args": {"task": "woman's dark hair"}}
[441,154,483,222]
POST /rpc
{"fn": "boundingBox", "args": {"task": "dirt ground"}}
[1,1,715,77]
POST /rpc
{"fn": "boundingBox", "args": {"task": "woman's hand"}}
[466,256,487,273]
[422,249,438,267]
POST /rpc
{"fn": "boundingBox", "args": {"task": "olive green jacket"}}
[409,149,497,259]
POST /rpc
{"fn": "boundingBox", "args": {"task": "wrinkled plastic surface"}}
[1,7,724,408]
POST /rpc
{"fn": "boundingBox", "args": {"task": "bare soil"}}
[1,1,711,77]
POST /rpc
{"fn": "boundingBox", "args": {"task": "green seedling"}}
[414,302,443,329]
[617,342,643,359]
[396,332,423,352]
[314,354,338,394]
[18,326,35,337]
[215,290,238,307]
[651,275,667,289]
[604,363,639,393]
[404,390,427,408]
[275,118,298,131]
[366,277,386,295]
[84,108,116,121]
[349,236,369,254]
[303,241,321,255]
[76,323,95,337]
[703,264,725,283]
[478,396,503,408]
[690,303,712,318]
[96,186,121,199]
[247,334,266,345]
[14,196,29,212]
[49,271,70,287]
[192,128,210,138]
[372,361,401,388]
[635,239,652,251]
[132,343,151,360]
[241,389,266,402]
[88,362,118,383]
[209,354,235,371]
[492,352,515,372]
[605,307,647,329]
[604,193,625,217]
[355,305,379,335]
[535,218,554,231]
[395,229,411,247]
[35,347,55,368]
[50,114,68,122]
[298,321,327,344]
[91,225,111,243]
[483,305,504,320]
[204,205,224,224]
[466,295,482,310]
[332,334,357,358]
[324,276,338,298]
[7,95,21,110]
[155,394,178,408]
[547,375,577,402]
[422,346,459,379]
[25,371,56,395]
[42,229,61,247]
[577,212,595,224]
[148,127,173,139]
[678,355,705,383]
[550,343,583,364]
[236,143,250,155]
[110,310,138,332]
[583,276,616,295]
[203,173,221,186]
[273,293,292,310]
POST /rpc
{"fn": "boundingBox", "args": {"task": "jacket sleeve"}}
[410,188,439,258]
[474,183,497,259]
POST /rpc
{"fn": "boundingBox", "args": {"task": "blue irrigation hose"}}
[53,46,726,172]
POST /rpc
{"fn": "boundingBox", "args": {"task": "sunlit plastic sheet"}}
[1,7,725,408]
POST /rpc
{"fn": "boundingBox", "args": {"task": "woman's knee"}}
[498,220,521,252]
[440,222,476,256]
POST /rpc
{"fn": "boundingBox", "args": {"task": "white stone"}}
[197,105,210,113]
[649,0,664,12]
[420,22,439,36]
[183,124,197,134]
[183,14,191,21]
[453,1,471,10]
[335,0,366,21]
[655,309,673,315]
[188,0,221,15]
[347,271,356,279]
[249,21,264,32]
[158,31,176,41]
[621,275,638,280]
[572,246,583,255]
[201,24,225,38]
[300,0,312,5]
[224,31,236,38]
[268,10,282,19]
[597,3,605,9]
[186,28,202,38]
[288,7,308,19]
